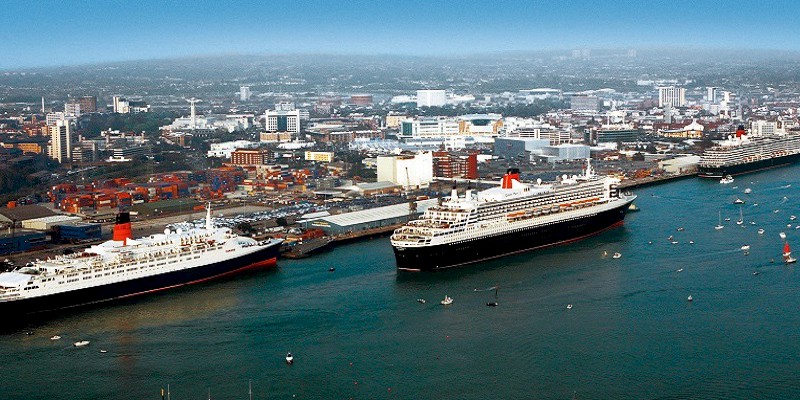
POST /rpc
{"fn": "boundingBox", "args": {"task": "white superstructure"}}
[391,160,634,249]
[0,208,281,304]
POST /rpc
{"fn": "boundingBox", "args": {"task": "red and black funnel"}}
[113,211,132,243]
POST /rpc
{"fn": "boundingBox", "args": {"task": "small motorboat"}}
[780,232,787,240]
[689,241,695,244]
[99,349,108,354]
[417,298,426,304]
[603,251,608,257]
[50,335,62,341]
[792,216,797,221]
[486,302,499,307]
[744,188,752,194]
[741,245,750,251]
[566,304,573,310]
[720,176,734,184]
[648,241,653,244]
[774,209,781,213]
[441,296,453,306]
[677,268,684,272]
[758,229,765,235]
[73,341,90,347]
[612,252,622,259]
[671,241,679,245]
[676,227,685,232]
[328,267,336,272]
[687,295,693,302]
[724,217,731,221]
[750,221,756,225]
[733,198,745,205]
[753,271,760,276]
[285,352,294,364]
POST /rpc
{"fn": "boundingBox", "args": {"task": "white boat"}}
[50,335,61,341]
[736,207,744,225]
[724,217,731,222]
[744,188,752,194]
[612,252,622,259]
[689,241,695,244]
[441,296,453,305]
[99,349,108,353]
[73,340,90,347]
[566,304,573,309]
[780,232,787,240]
[285,352,294,364]
[677,268,684,272]
[671,241,679,245]
[720,176,734,184]
[741,245,751,251]
[758,229,765,235]
[715,211,724,230]
[687,295,693,302]
[791,216,797,221]
[733,198,745,205]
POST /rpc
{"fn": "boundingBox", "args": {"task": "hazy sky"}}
[3,0,800,69]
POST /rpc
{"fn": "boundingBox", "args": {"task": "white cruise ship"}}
[0,207,282,314]
[391,160,636,271]
[699,124,800,178]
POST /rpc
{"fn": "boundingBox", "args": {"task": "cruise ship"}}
[391,160,636,271]
[0,207,282,314]
[698,125,800,178]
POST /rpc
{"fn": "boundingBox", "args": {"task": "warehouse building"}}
[0,229,48,255]
[301,198,438,236]
[52,222,102,243]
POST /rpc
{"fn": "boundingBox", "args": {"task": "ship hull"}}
[394,201,631,271]
[0,242,280,315]
[698,152,800,178]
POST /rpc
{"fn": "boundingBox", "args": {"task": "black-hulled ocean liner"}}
[698,125,800,178]
[391,160,636,271]
[0,207,282,314]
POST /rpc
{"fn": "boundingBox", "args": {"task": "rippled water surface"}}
[2,165,800,399]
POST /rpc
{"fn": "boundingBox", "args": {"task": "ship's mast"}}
[206,202,213,230]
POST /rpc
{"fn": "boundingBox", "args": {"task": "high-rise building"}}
[658,87,686,108]
[264,109,301,133]
[77,96,97,113]
[64,102,81,116]
[416,90,447,107]
[706,87,718,103]
[49,119,73,163]
[239,86,251,102]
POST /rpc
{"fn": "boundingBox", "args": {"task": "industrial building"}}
[301,198,438,236]
[377,152,433,189]
[0,204,57,226]
[0,229,48,255]
[21,215,82,231]
[52,222,102,243]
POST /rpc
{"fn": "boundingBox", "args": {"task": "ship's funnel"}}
[736,124,746,138]
[113,211,132,244]
[502,168,521,189]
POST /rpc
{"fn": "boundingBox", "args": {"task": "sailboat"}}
[736,206,744,225]
[715,211,724,230]
[783,242,797,264]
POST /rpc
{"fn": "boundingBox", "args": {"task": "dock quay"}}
[618,171,697,190]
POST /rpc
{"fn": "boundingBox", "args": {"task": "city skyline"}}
[4,0,800,69]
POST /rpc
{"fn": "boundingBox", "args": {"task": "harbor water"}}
[2,165,800,399]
